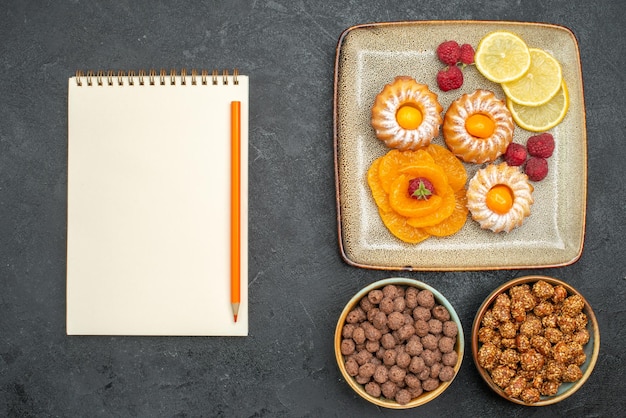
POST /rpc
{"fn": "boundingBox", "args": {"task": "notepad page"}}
[67,75,248,336]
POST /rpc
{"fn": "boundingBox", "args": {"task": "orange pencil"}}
[230,101,241,322]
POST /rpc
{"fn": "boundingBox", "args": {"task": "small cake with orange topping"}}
[466,163,534,233]
[371,76,443,150]
[443,90,514,163]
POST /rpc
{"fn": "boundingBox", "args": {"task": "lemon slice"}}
[507,80,569,132]
[475,31,531,83]
[502,48,562,106]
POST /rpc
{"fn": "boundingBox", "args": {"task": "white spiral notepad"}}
[67,69,248,336]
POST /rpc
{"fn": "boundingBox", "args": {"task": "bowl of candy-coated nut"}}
[334,278,464,409]
[472,275,600,406]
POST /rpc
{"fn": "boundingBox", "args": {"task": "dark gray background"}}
[1,1,624,417]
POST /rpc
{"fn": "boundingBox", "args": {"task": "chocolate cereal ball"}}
[354,349,372,365]
[360,296,375,312]
[373,364,389,384]
[352,327,366,344]
[346,307,366,324]
[345,357,359,376]
[387,311,405,331]
[432,305,450,322]
[406,335,424,356]
[393,297,407,312]
[382,284,399,299]
[438,365,456,382]
[366,340,380,353]
[443,320,458,338]
[430,362,442,379]
[368,289,384,304]
[428,319,443,335]
[421,334,439,351]
[422,378,440,392]
[414,319,430,337]
[372,311,387,330]
[413,306,431,322]
[405,287,419,309]
[383,349,397,366]
[364,381,381,398]
[442,351,458,367]
[355,374,370,385]
[381,381,398,399]
[438,336,455,353]
[421,349,439,367]
[341,339,356,356]
[379,297,395,314]
[364,324,382,342]
[409,355,426,374]
[388,365,406,384]
[397,324,416,341]
[380,333,396,350]
[359,362,376,379]
[416,290,435,309]
[405,373,422,389]
[395,388,412,405]
[396,351,411,369]
[342,323,356,339]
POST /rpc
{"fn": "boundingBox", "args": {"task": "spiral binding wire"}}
[75,68,240,87]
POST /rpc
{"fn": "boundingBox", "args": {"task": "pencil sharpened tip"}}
[231,302,240,323]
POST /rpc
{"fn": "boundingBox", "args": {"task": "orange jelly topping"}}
[486,184,514,215]
[465,113,495,138]
[396,104,423,130]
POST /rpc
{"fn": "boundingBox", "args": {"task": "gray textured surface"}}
[1,1,625,417]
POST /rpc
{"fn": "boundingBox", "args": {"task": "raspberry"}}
[504,143,527,166]
[526,133,555,158]
[525,157,549,181]
[408,177,435,200]
[459,43,475,65]
[436,40,461,66]
[436,65,464,92]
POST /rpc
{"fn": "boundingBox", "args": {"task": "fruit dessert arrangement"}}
[368,31,569,243]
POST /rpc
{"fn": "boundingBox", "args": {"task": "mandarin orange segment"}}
[378,150,407,193]
[378,208,431,244]
[425,143,467,192]
[367,157,393,212]
[378,149,435,193]
[406,186,456,228]
[389,174,443,218]
[423,189,469,237]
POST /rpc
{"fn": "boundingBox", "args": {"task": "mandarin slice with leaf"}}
[389,174,443,218]
[400,162,449,196]
[423,189,469,236]
[378,208,431,244]
[407,186,456,228]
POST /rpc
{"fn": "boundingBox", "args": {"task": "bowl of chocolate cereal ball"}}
[334,278,464,408]
[472,275,600,406]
